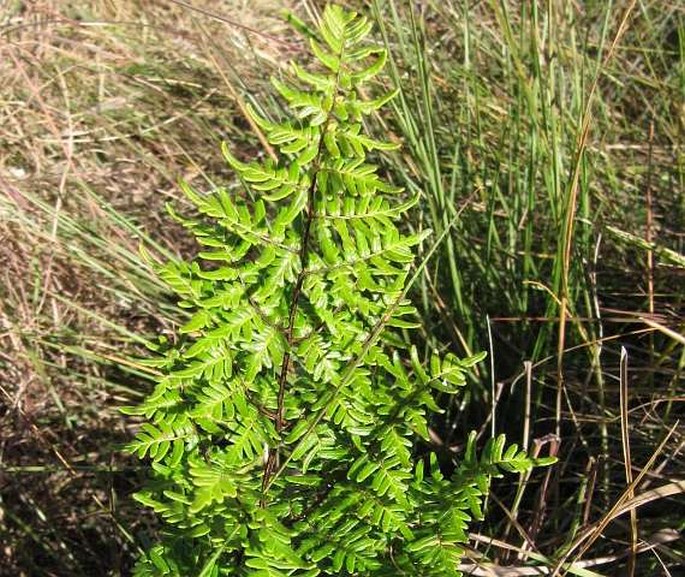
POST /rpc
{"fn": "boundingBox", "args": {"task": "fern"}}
[126,5,554,576]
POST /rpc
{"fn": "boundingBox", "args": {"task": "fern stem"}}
[262,34,347,501]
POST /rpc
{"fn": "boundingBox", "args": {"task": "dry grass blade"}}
[639,317,685,347]
[619,347,637,576]
[461,526,681,576]
[551,421,680,575]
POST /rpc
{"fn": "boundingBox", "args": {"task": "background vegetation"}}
[0,0,682,575]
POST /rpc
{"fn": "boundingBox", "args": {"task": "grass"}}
[0,1,291,574]
[366,0,684,574]
[1,0,683,575]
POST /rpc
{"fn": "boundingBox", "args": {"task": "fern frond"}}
[125,5,553,576]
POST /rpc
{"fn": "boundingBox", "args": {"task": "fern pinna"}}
[126,6,548,576]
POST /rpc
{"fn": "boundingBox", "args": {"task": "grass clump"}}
[365,0,684,574]
[0,1,290,574]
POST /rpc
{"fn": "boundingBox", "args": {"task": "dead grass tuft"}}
[0,1,295,574]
